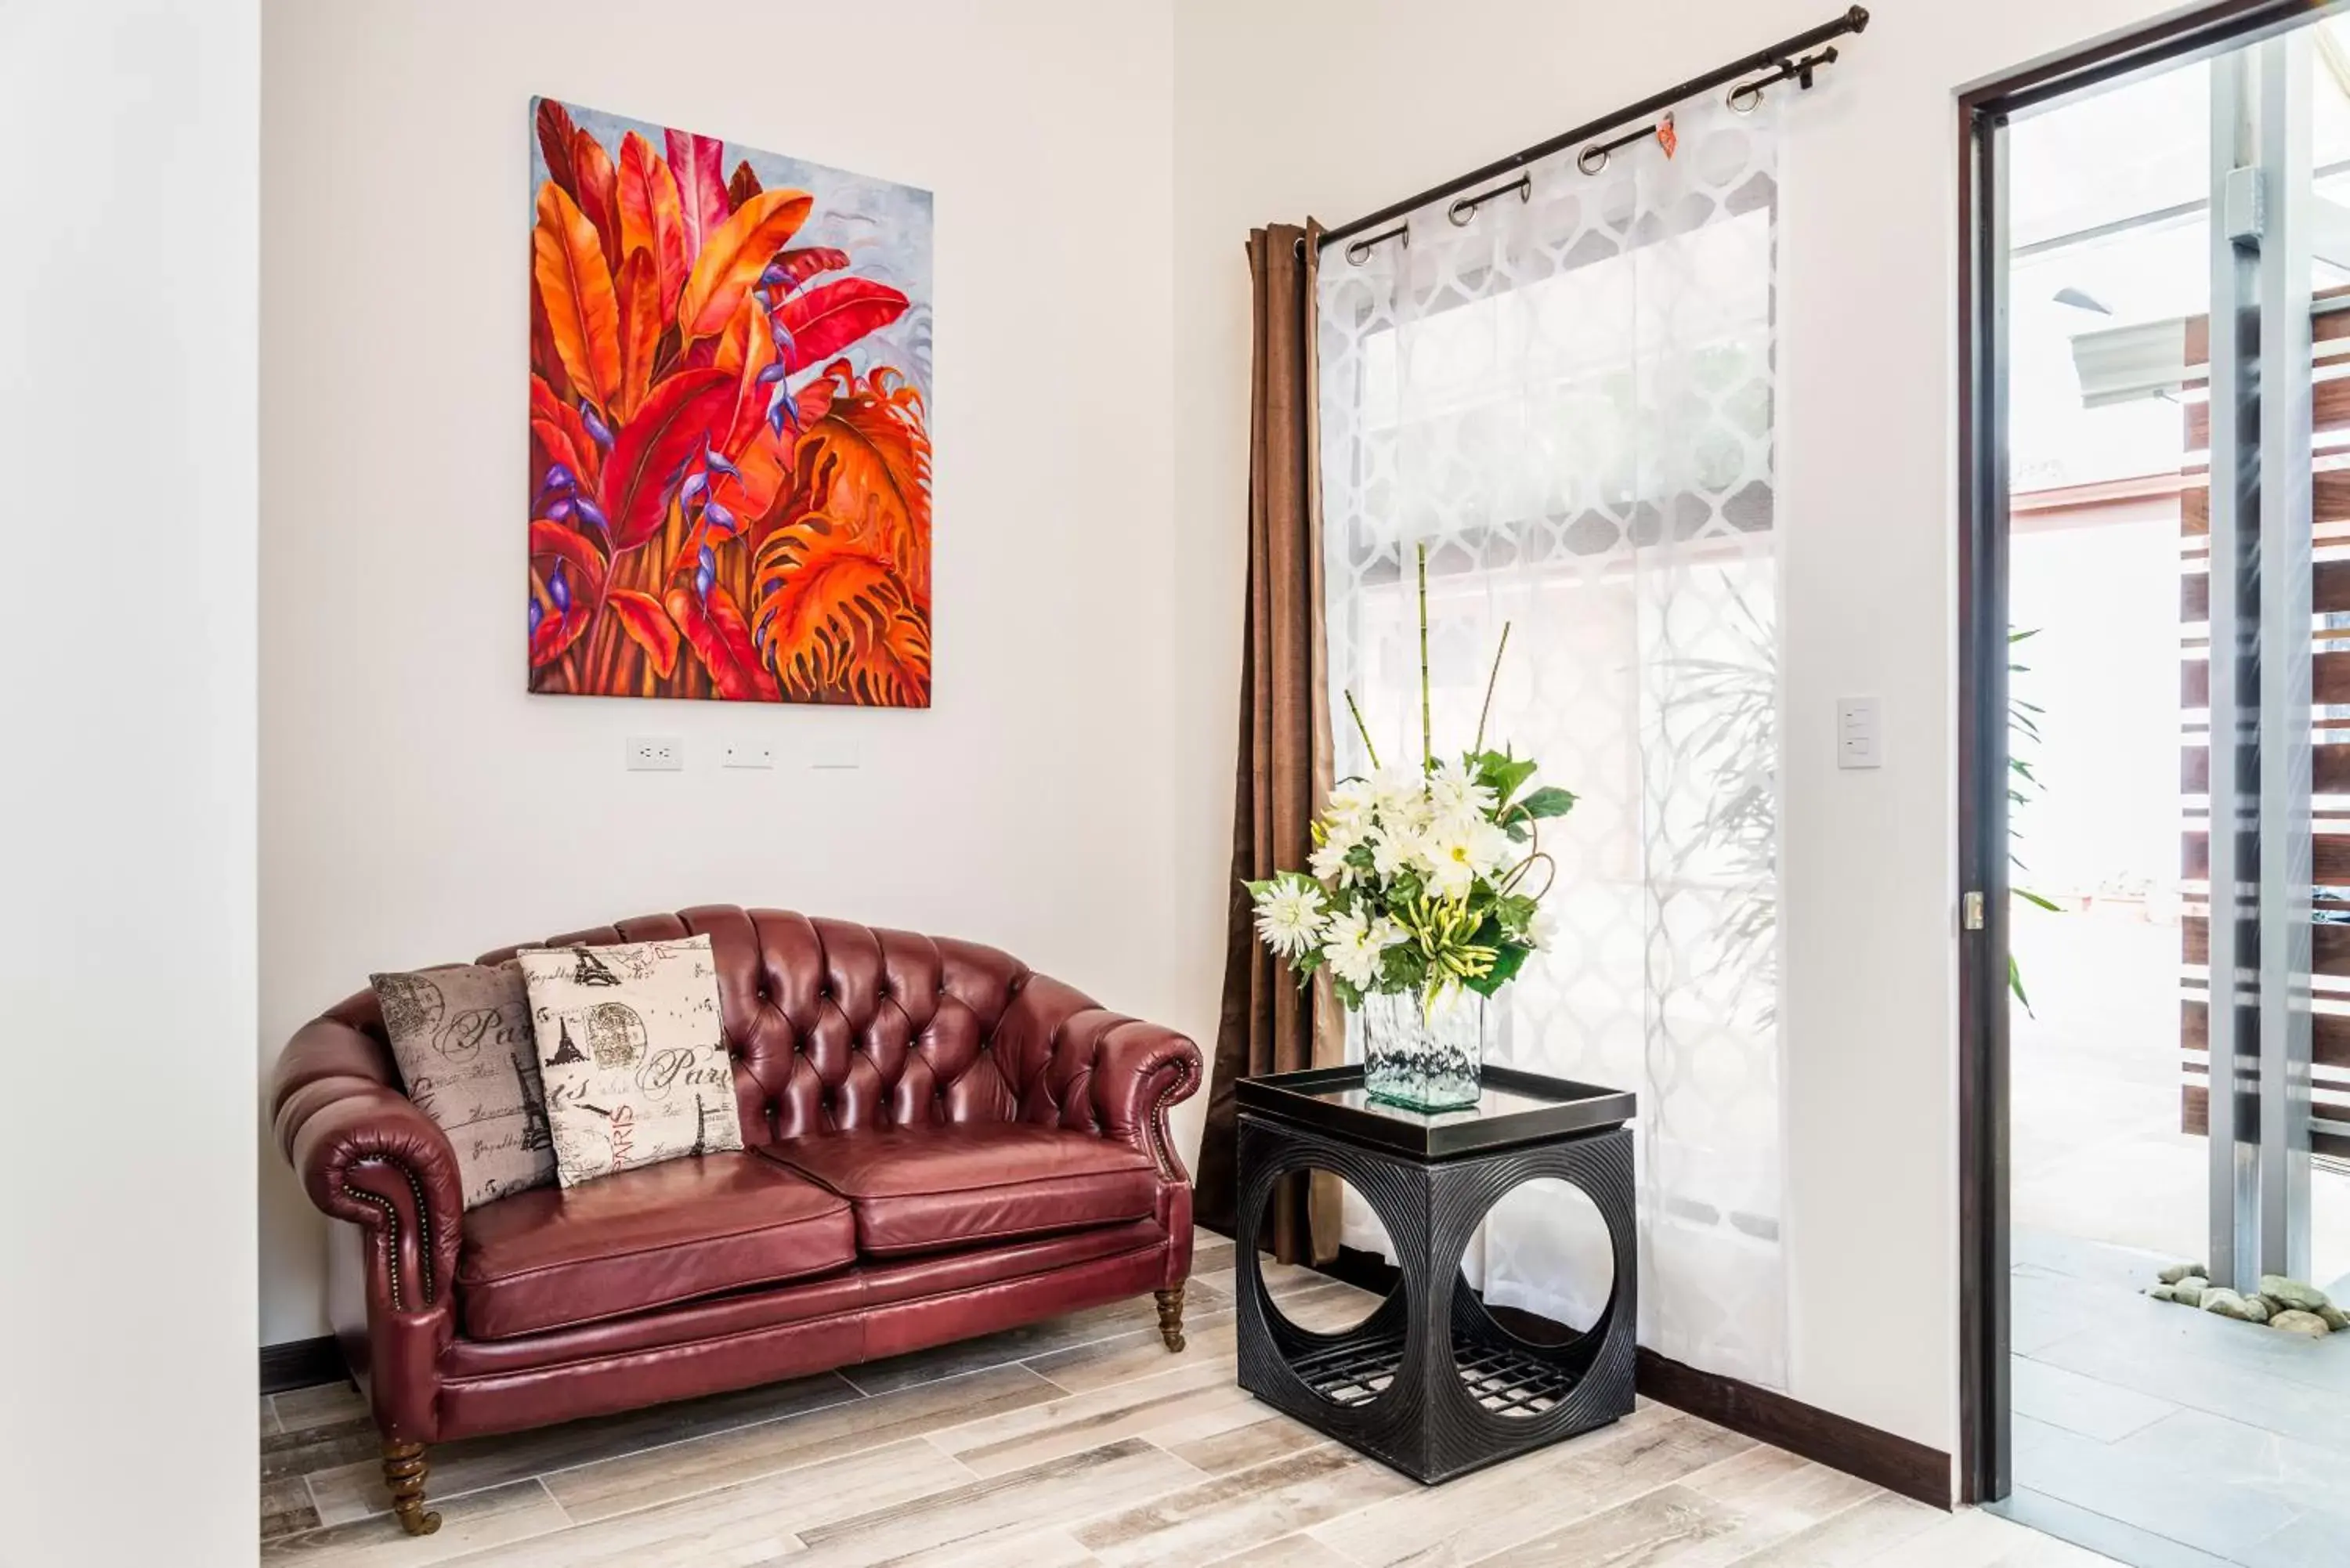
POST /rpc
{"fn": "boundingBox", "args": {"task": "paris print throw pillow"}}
[515,934,744,1186]
[370,961,557,1208]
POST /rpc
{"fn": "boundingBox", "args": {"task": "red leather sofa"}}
[269,905,1202,1536]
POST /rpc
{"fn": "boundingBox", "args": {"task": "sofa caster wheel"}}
[382,1439,441,1536]
[1155,1284,1187,1353]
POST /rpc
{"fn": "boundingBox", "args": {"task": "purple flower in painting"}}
[548,562,570,615]
[538,463,577,500]
[756,360,788,388]
[580,401,613,450]
[528,597,543,638]
[694,544,716,602]
[703,500,736,536]
[543,497,575,524]
[757,263,787,289]
[572,497,609,536]
[703,446,742,482]
[680,471,709,510]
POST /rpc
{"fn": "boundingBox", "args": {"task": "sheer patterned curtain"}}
[1316,92,1784,1386]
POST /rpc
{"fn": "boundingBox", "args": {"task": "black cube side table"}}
[1234,1064,1638,1484]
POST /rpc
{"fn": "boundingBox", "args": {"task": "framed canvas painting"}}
[527,99,933,706]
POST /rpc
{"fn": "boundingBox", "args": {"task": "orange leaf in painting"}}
[750,524,931,707]
[570,127,622,271]
[667,583,782,701]
[596,367,734,551]
[676,188,813,343]
[788,365,931,602]
[533,184,621,416]
[714,292,780,456]
[615,131,689,310]
[606,588,681,677]
[614,250,661,421]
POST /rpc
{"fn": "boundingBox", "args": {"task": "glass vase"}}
[1361,988,1484,1112]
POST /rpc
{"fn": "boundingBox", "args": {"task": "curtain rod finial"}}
[1848,5,1870,31]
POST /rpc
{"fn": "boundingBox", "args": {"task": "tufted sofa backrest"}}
[320,905,1111,1143]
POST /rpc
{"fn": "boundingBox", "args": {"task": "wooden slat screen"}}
[2176,297,2350,1162]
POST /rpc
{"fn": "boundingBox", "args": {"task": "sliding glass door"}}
[1976,11,2350,1563]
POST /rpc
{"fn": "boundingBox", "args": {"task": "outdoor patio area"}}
[2005,903,2350,1565]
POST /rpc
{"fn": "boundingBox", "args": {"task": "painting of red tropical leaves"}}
[528,99,932,706]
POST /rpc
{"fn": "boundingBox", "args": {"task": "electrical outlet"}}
[723,742,774,769]
[626,736,684,771]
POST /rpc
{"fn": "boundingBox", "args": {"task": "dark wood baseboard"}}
[1305,1247,1950,1508]
[1634,1347,1949,1509]
[261,1335,349,1396]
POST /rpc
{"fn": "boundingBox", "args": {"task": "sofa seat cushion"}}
[457,1151,855,1339]
[756,1124,1159,1258]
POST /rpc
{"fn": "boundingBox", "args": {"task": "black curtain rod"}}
[1317,5,1871,252]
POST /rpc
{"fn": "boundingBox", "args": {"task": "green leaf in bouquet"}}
[1332,975,1364,1010]
[1471,748,1538,807]
[1463,941,1531,997]
[1495,894,1538,932]
[1517,786,1578,819]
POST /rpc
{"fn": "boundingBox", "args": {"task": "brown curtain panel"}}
[1195,222,1345,1263]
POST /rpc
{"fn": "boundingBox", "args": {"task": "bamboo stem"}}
[1474,621,1512,755]
[1415,542,1432,774]
[1344,689,1383,771]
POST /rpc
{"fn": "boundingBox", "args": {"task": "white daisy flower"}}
[1525,904,1560,952]
[1423,831,1481,900]
[1321,908,1383,989]
[1426,759,1499,827]
[1370,764,1432,833]
[1309,835,1359,886]
[1369,824,1426,882]
[1463,818,1519,876]
[1253,878,1328,958]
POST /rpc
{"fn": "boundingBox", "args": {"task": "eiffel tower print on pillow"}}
[370,960,558,1207]
[517,933,743,1185]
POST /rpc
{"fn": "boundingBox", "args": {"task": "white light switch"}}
[722,742,774,769]
[1836,697,1882,770]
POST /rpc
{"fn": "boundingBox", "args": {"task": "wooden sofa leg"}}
[1155,1284,1186,1353]
[381,1439,442,1536]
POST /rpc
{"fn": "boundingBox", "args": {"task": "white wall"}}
[259,0,1182,1342]
[1,0,258,1559]
[1171,0,2191,1468]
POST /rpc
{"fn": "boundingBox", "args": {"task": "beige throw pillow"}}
[371,962,557,1208]
[516,934,745,1186]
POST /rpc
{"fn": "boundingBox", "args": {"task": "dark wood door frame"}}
[1954,0,2350,1507]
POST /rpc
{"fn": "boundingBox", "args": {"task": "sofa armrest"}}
[271,1011,464,1315]
[1089,1018,1203,1183]
[988,972,1202,1183]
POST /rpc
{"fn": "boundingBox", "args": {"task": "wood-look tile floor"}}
[259,1236,2117,1566]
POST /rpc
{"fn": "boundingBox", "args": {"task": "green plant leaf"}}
[2016,889,2062,911]
[1471,748,1538,806]
[1463,941,1531,997]
[1518,786,1577,819]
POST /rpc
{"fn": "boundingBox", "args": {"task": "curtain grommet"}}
[1577,145,1610,176]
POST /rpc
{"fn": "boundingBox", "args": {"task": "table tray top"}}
[1235,1064,1635,1160]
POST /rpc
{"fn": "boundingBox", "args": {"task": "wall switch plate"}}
[722,742,774,769]
[1836,696,1882,770]
[625,736,684,771]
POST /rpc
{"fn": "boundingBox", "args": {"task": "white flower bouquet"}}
[1248,547,1573,1024]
